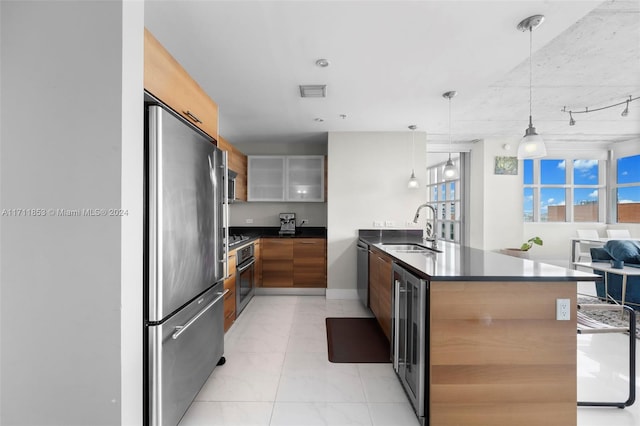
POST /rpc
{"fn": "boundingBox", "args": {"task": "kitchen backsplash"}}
[229,201,327,227]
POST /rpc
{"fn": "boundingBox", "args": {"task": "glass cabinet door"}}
[247,156,285,201]
[286,156,324,202]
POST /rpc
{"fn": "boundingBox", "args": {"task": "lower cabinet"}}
[293,238,326,287]
[262,239,294,287]
[368,248,393,340]
[261,238,326,288]
[223,252,236,332]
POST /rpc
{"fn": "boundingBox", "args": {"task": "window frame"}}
[523,157,606,223]
[426,157,463,243]
[612,153,640,224]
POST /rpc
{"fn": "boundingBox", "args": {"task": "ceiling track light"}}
[562,95,637,122]
[407,125,420,189]
[516,14,546,160]
[442,91,459,181]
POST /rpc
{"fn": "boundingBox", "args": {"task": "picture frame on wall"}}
[494,156,518,175]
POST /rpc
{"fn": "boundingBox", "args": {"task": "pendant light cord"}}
[411,128,415,171]
[529,27,533,122]
[448,96,452,161]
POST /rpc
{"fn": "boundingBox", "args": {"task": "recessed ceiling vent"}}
[299,85,327,98]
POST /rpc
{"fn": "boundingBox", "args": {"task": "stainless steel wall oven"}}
[236,243,255,314]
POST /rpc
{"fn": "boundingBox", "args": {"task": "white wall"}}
[468,137,525,251]
[0,1,142,424]
[121,1,144,425]
[327,132,427,297]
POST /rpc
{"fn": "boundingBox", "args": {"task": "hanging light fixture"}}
[407,125,420,189]
[621,98,630,116]
[516,14,546,160]
[442,91,459,180]
[569,111,575,126]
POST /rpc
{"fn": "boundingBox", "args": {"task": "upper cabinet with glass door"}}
[286,156,324,202]
[248,155,325,202]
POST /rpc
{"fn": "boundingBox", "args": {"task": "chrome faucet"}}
[413,203,438,250]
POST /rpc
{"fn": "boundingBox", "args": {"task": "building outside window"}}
[615,154,640,223]
[523,158,603,222]
[426,158,461,243]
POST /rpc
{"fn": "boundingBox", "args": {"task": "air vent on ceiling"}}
[299,85,327,98]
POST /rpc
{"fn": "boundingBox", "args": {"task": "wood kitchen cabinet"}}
[293,238,326,287]
[223,251,237,332]
[144,28,219,141]
[261,238,294,287]
[254,239,262,286]
[217,136,248,201]
[261,238,327,288]
[368,248,393,340]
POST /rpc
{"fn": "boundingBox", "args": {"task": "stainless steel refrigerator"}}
[144,98,227,426]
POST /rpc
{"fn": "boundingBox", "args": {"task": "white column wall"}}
[0,1,143,424]
[327,132,427,298]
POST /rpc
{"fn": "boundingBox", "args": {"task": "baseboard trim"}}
[255,287,326,296]
[326,289,359,300]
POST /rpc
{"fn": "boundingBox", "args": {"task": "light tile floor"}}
[180,288,640,426]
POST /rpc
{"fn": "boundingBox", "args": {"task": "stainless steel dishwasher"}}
[356,241,369,307]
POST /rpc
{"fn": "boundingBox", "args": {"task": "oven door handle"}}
[236,258,256,273]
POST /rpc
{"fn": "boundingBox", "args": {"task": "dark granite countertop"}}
[230,226,326,238]
[359,229,600,282]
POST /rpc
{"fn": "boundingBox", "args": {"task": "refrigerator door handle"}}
[222,151,230,279]
[172,289,229,340]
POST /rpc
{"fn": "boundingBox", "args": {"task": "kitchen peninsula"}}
[359,230,600,426]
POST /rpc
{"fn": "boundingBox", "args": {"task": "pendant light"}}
[407,125,420,189]
[516,14,547,160]
[442,91,459,180]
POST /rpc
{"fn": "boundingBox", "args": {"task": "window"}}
[426,158,462,243]
[523,158,603,222]
[615,154,640,223]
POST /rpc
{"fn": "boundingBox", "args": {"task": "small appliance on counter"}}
[279,212,296,235]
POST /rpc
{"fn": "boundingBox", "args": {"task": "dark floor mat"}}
[325,317,391,363]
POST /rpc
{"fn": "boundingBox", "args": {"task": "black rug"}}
[577,296,640,339]
[325,317,391,363]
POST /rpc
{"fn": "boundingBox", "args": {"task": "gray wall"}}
[1,1,142,424]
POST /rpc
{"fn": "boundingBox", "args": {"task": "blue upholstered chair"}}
[590,240,640,310]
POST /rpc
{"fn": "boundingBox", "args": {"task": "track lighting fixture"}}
[562,95,637,123]
[407,125,420,189]
[516,15,546,160]
[622,99,629,117]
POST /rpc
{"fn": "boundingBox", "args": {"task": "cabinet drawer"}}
[262,239,293,260]
[227,253,236,276]
[223,281,236,332]
[293,238,326,258]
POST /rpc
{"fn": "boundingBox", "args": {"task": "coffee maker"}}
[279,213,296,235]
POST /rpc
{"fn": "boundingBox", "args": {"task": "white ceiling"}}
[144,0,640,149]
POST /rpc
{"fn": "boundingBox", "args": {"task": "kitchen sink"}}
[381,243,441,254]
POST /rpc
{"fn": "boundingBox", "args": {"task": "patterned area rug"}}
[577,296,640,339]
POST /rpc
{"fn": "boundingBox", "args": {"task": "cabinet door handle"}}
[183,110,202,124]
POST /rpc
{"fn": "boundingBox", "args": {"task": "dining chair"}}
[576,229,601,262]
[606,229,632,238]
